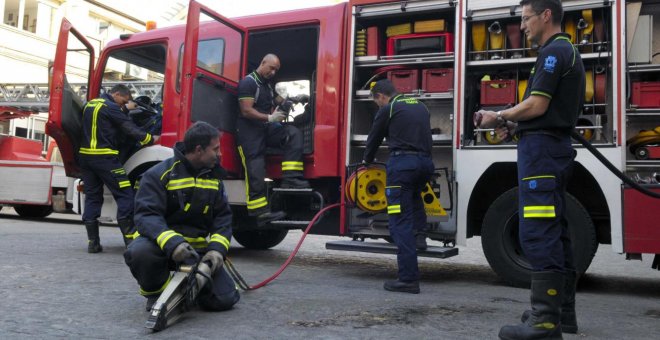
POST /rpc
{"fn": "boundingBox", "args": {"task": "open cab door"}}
[180,0,248,175]
[47,19,94,178]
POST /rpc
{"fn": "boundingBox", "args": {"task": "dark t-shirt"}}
[237,71,275,116]
[518,33,586,134]
[364,95,433,163]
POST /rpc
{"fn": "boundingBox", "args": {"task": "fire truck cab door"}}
[180,1,249,173]
[47,18,95,178]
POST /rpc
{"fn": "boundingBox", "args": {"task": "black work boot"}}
[520,270,578,334]
[499,271,563,340]
[257,210,287,224]
[415,232,428,251]
[280,177,310,189]
[118,218,137,247]
[85,220,103,253]
[145,294,160,312]
[383,280,420,294]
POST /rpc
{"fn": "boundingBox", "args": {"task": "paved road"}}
[1,209,658,339]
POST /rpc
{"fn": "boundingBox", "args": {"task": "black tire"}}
[481,188,597,288]
[233,229,289,250]
[14,204,53,218]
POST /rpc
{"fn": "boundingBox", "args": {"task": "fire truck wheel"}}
[233,229,289,250]
[481,188,597,288]
[13,204,53,218]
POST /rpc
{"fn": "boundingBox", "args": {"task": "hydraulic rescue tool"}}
[145,259,213,332]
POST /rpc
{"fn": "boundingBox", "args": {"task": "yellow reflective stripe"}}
[203,205,209,214]
[118,180,131,188]
[523,206,556,218]
[522,175,555,181]
[166,178,219,191]
[139,274,172,296]
[247,196,268,210]
[530,90,552,99]
[196,178,219,190]
[160,160,181,181]
[79,148,119,155]
[387,205,401,214]
[210,233,230,251]
[166,178,195,190]
[238,146,251,200]
[156,230,182,250]
[184,236,208,249]
[238,97,254,100]
[125,230,140,239]
[282,161,303,166]
[139,133,152,146]
[239,145,269,210]
[184,203,191,212]
[111,168,126,174]
[282,161,304,171]
[89,102,104,149]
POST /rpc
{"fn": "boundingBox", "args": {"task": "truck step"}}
[325,240,458,259]
[272,187,314,193]
[269,220,313,226]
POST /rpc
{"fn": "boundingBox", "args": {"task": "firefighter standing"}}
[477,0,585,338]
[124,122,239,312]
[236,53,310,223]
[79,84,156,253]
[363,79,434,294]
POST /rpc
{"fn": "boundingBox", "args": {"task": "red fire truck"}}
[0,106,73,218]
[47,0,660,287]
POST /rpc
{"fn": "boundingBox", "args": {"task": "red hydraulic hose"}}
[225,202,343,290]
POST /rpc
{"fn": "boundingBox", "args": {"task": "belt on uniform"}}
[517,129,569,138]
[390,150,429,156]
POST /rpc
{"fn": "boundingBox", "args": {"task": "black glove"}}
[291,94,309,104]
[201,250,224,273]
[171,242,198,263]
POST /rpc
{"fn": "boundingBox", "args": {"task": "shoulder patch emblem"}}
[543,55,557,73]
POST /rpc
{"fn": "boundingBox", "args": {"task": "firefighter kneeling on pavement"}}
[124,122,239,312]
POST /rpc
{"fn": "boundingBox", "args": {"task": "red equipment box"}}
[480,79,516,106]
[387,69,419,93]
[623,185,660,253]
[367,26,380,56]
[631,81,660,108]
[421,68,453,93]
[0,136,45,161]
[386,33,454,56]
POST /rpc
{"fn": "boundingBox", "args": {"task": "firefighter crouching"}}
[79,84,158,253]
[124,122,239,312]
[363,79,435,294]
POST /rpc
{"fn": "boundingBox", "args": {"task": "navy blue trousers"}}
[385,154,434,282]
[79,155,134,222]
[236,119,304,215]
[517,134,576,272]
[124,237,240,311]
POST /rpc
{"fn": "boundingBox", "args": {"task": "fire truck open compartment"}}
[463,4,614,148]
[346,0,458,241]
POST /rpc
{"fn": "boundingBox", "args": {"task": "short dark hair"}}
[109,84,132,97]
[183,121,219,153]
[370,79,398,97]
[520,0,563,25]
